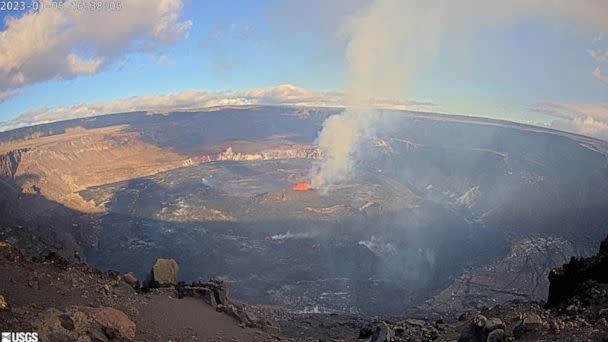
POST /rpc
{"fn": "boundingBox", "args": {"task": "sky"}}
[0,0,607,139]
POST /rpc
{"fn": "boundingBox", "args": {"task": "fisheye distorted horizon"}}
[0,0,606,144]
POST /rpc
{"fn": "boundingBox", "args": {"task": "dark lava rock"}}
[45,251,71,268]
[369,322,394,342]
[486,328,505,342]
[458,314,486,342]
[176,279,277,333]
[107,270,121,280]
[177,279,229,307]
[58,313,75,331]
[359,323,375,339]
[178,285,218,307]
[512,313,545,339]
[483,317,505,334]
[547,234,608,307]
[459,314,505,342]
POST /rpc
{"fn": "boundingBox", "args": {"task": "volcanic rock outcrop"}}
[177,280,229,307]
[349,235,608,342]
[547,234,608,307]
[1,234,608,341]
[0,241,280,341]
[148,258,179,288]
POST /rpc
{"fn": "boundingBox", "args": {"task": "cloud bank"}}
[3,82,608,142]
[0,0,191,98]
[533,102,608,140]
[0,84,436,131]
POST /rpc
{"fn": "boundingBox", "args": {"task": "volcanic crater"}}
[1,106,607,316]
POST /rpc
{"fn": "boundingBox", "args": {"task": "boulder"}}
[483,317,505,334]
[513,313,545,339]
[359,323,375,339]
[459,314,501,342]
[122,272,139,290]
[150,258,179,287]
[107,270,121,280]
[370,322,394,342]
[458,320,484,342]
[404,318,426,327]
[486,328,505,342]
[77,306,136,341]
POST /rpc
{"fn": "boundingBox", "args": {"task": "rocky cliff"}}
[0,126,320,214]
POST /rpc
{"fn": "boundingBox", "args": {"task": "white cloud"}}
[592,67,608,85]
[66,54,104,75]
[552,116,608,139]
[532,102,608,140]
[0,89,17,102]
[0,0,191,93]
[0,84,436,131]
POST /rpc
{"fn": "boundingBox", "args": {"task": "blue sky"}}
[0,0,607,138]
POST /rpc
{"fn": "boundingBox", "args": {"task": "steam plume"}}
[310,0,608,190]
[311,0,438,189]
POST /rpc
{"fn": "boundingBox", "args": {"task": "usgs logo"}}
[1,332,38,342]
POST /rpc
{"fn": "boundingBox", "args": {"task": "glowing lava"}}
[292,182,312,191]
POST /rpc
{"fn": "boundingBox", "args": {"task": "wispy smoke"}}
[358,236,397,256]
[201,177,217,188]
[271,231,320,240]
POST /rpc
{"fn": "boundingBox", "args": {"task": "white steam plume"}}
[310,0,608,190]
[311,0,439,189]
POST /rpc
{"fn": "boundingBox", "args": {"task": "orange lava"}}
[292,182,312,191]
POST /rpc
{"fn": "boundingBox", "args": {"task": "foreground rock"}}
[177,279,229,307]
[547,234,608,307]
[34,306,136,341]
[0,241,277,341]
[343,235,608,342]
[77,306,136,340]
[1,234,607,341]
[122,272,139,290]
[359,322,394,342]
[176,279,280,334]
[458,314,505,342]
